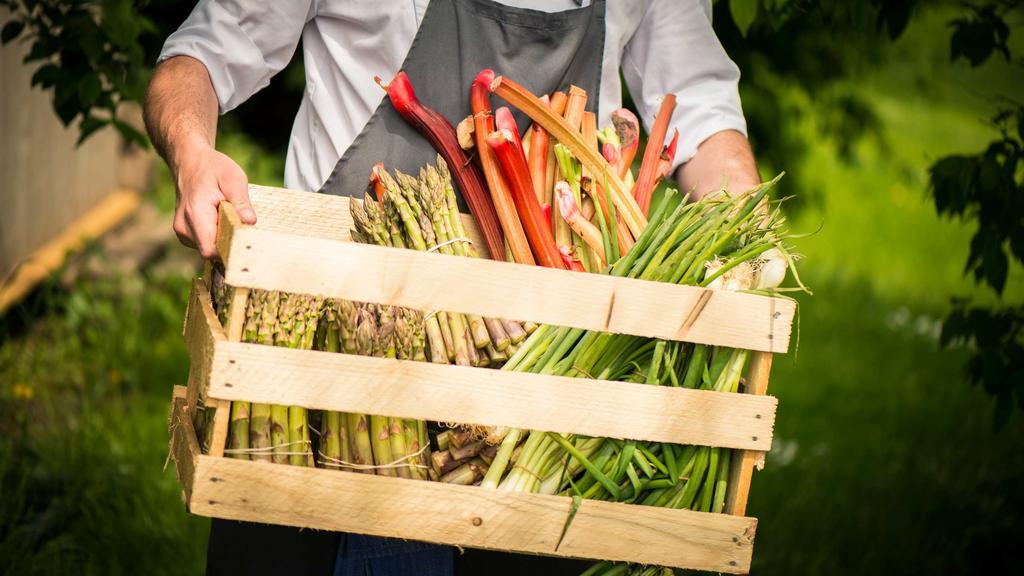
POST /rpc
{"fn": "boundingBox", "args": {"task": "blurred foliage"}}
[0,0,294,149]
[0,0,158,146]
[925,1,1024,426]
[716,0,1024,421]
[714,0,914,200]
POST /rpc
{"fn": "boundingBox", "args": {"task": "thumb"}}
[219,163,257,225]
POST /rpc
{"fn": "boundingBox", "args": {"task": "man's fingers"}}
[219,165,256,224]
[173,213,198,249]
[186,198,221,259]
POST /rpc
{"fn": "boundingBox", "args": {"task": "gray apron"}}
[319,0,607,209]
[207,1,607,575]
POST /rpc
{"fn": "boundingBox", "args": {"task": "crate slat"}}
[186,276,777,451]
[209,341,777,451]
[170,390,753,573]
[217,195,795,353]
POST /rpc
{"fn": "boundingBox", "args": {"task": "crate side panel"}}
[183,279,224,416]
[169,390,199,505]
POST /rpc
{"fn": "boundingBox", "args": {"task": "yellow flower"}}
[13,383,33,400]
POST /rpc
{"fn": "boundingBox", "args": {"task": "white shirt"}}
[160,0,746,193]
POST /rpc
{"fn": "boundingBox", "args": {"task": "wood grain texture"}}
[205,342,777,450]
[218,211,794,353]
[245,184,487,247]
[183,279,224,416]
[725,351,774,517]
[183,279,230,457]
[188,453,755,573]
[170,389,198,504]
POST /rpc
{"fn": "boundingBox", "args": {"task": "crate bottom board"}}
[171,390,755,573]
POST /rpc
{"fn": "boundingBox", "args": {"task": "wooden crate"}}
[169,185,795,574]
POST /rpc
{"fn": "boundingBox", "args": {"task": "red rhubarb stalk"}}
[378,71,505,260]
[487,129,566,269]
[527,104,550,203]
[470,70,534,265]
[563,85,588,131]
[559,245,586,272]
[632,94,676,216]
[369,162,387,202]
[495,107,527,166]
[611,108,640,180]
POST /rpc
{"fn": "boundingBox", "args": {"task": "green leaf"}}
[78,75,102,108]
[76,74,101,108]
[77,116,108,146]
[1,20,24,45]
[730,0,758,37]
[111,119,150,149]
[30,64,61,89]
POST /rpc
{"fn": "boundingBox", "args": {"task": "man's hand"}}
[145,55,256,259]
[676,130,760,199]
[171,140,256,258]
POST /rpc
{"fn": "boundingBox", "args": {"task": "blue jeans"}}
[333,534,453,576]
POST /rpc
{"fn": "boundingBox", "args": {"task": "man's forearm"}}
[144,55,220,173]
[144,55,255,257]
[675,130,760,199]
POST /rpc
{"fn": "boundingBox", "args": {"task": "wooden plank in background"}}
[206,341,776,450]
[188,453,755,573]
[0,189,140,314]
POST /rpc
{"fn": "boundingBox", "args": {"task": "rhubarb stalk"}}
[632,94,677,216]
[487,130,566,269]
[378,71,505,260]
[527,100,550,202]
[543,92,569,207]
[611,108,640,181]
[470,70,534,265]
[556,181,606,267]
[490,75,646,238]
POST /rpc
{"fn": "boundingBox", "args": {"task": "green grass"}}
[0,273,209,575]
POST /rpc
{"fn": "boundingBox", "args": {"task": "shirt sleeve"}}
[622,0,747,170]
[158,0,314,113]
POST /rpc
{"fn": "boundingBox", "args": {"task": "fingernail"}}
[240,208,257,223]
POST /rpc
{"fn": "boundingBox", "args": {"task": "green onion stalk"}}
[482,183,786,482]
[473,179,795,576]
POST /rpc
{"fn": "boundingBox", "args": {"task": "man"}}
[145,1,759,574]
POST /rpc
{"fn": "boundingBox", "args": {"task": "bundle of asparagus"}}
[225,290,322,466]
[350,156,536,368]
[317,300,430,478]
